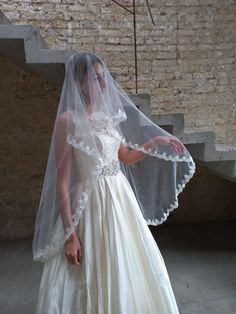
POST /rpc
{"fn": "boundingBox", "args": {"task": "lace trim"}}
[67,134,96,156]
[100,126,194,163]
[89,109,126,131]
[69,108,126,126]
[145,162,196,226]
[121,138,193,163]
[112,109,127,125]
[71,192,88,227]
[69,110,190,163]
[33,229,68,262]
[34,191,89,262]
[69,108,192,163]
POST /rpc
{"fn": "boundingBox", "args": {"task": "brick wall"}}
[1,0,236,144]
[0,56,59,239]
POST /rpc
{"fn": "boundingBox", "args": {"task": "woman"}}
[33,52,195,313]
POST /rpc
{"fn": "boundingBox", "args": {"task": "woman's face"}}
[80,62,106,104]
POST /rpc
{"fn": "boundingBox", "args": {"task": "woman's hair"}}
[73,52,103,83]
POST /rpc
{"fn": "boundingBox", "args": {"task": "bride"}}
[33,52,195,313]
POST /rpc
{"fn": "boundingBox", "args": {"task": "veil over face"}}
[33,52,195,262]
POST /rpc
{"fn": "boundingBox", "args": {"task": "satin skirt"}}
[35,172,179,314]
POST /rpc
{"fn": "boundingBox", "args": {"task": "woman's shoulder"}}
[56,110,75,134]
[58,110,73,122]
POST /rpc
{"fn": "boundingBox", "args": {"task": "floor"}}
[0,220,236,314]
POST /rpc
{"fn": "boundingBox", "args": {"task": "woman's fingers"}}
[66,253,80,265]
[176,142,182,155]
[155,136,186,156]
[170,139,179,154]
[64,234,82,266]
[77,246,82,263]
[170,138,185,155]
[178,141,185,154]
[72,254,80,265]
[65,250,81,266]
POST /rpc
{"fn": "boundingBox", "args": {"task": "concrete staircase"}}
[1,10,236,183]
[0,10,75,86]
[152,113,236,183]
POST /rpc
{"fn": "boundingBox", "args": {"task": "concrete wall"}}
[1,0,236,145]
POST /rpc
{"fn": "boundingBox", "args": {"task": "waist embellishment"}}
[94,160,120,177]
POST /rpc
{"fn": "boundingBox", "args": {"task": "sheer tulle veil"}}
[32,52,196,262]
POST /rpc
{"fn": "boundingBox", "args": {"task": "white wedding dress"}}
[35,129,179,314]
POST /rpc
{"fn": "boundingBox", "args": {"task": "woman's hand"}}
[154,136,185,155]
[64,231,82,266]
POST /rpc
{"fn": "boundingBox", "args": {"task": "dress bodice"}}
[72,131,121,181]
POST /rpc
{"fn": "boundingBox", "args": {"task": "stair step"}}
[215,144,236,152]
[182,127,215,144]
[214,144,236,162]
[184,127,213,133]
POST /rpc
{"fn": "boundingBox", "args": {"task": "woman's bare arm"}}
[118,143,146,165]
[55,112,82,266]
[55,113,74,230]
[118,136,185,165]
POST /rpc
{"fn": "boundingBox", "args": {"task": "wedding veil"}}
[33,52,195,262]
